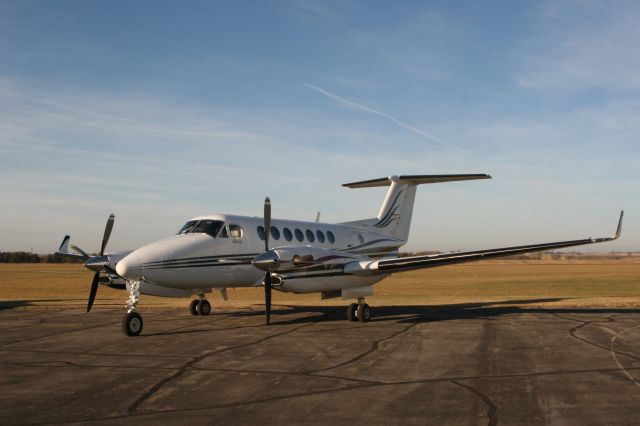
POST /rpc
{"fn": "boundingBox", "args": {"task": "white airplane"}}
[58,174,624,336]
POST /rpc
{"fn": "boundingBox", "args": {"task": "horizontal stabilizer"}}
[343,174,491,188]
[56,235,90,259]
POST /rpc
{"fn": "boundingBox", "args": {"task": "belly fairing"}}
[275,274,386,294]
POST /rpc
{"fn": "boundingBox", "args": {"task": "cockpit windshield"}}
[177,220,225,238]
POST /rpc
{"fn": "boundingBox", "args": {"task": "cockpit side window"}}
[177,220,225,238]
[229,224,243,238]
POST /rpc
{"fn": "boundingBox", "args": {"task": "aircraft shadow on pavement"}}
[0,300,34,310]
[230,299,640,326]
[0,299,90,311]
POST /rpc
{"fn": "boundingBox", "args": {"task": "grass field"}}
[1,260,639,311]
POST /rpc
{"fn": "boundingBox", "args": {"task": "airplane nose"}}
[116,257,142,280]
[115,258,130,278]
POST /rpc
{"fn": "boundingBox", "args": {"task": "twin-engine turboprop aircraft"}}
[58,174,624,336]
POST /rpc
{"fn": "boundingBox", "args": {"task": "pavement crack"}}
[545,311,640,363]
[127,318,320,415]
[21,365,640,425]
[452,380,498,426]
[310,321,420,373]
[568,321,640,362]
[610,324,640,388]
[191,366,381,385]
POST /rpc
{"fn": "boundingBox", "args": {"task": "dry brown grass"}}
[1,261,639,311]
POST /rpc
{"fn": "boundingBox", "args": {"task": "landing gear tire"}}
[197,300,211,316]
[189,299,199,315]
[347,303,358,322]
[357,304,371,323]
[122,312,143,336]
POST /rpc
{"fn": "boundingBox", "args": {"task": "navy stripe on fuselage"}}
[143,260,254,270]
[340,238,401,252]
[143,253,259,267]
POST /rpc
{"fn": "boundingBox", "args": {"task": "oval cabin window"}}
[306,229,315,243]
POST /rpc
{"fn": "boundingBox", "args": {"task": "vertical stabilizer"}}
[372,177,416,241]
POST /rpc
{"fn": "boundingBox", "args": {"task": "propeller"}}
[263,198,272,325]
[86,214,115,312]
[252,198,318,324]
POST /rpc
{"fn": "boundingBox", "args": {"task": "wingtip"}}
[614,210,624,239]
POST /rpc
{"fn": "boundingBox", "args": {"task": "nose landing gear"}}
[122,280,143,336]
[346,297,371,322]
[122,311,143,336]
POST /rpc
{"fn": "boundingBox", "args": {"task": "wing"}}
[344,211,624,276]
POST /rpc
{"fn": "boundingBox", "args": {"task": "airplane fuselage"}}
[116,214,403,296]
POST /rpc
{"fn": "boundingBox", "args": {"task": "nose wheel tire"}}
[197,300,211,315]
[189,299,199,315]
[122,312,143,336]
[357,304,371,322]
[347,303,358,322]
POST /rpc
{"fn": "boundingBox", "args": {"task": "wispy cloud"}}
[304,83,463,151]
[0,76,473,251]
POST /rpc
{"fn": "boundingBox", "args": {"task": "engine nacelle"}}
[256,245,360,273]
[99,275,127,290]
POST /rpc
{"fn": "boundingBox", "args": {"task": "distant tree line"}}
[0,252,84,263]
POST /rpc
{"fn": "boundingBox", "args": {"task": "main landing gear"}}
[347,297,371,322]
[190,296,211,316]
[121,285,213,336]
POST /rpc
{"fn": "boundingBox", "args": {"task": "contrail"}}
[304,83,462,151]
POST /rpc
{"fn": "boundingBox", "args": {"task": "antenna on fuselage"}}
[315,212,321,223]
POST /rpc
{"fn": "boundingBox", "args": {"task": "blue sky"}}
[0,0,637,254]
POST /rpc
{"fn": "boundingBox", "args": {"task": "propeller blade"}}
[260,197,273,324]
[264,198,271,252]
[87,272,100,312]
[100,214,115,256]
[264,271,272,325]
